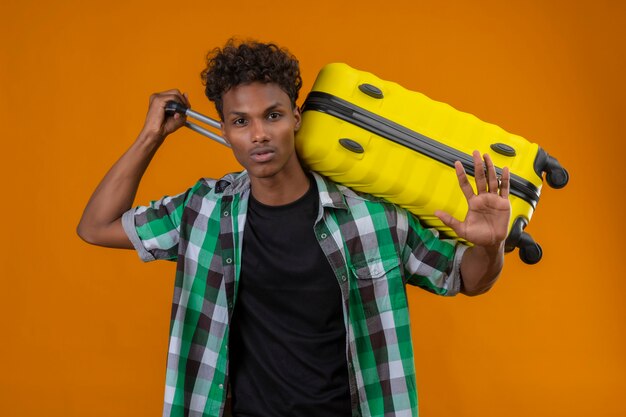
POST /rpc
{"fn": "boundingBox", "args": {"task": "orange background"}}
[1,1,624,416]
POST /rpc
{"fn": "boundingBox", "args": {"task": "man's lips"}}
[249,146,276,163]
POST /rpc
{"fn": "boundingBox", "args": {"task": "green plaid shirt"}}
[122,171,466,417]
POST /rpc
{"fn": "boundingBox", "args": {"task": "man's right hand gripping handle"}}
[76,90,190,248]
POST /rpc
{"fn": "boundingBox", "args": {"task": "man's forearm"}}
[76,131,163,247]
[77,90,188,248]
[459,242,504,296]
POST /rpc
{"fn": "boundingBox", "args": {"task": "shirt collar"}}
[311,171,348,210]
[220,170,348,210]
[221,171,251,196]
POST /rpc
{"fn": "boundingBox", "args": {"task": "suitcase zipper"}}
[302,91,541,209]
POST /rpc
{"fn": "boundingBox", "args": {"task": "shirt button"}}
[226,258,232,264]
[341,275,347,282]
[218,384,224,389]
[320,233,327,239]
[223,211,229,217]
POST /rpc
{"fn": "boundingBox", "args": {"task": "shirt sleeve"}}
[400,210,468,296]
[122,189,191,262]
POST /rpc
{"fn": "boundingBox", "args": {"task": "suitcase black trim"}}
[303,91,541,209]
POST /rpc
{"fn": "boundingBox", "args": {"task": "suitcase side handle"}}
[358,83,384,99]
[164,101,230,147]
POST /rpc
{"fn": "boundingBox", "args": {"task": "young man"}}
[77,40,510,417]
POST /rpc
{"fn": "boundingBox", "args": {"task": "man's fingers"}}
[144,90,190,135]
[158,88,185,98]
[500,166,510,198]
[472,150,488,193]
[435,210,463,236]
[149,90,188,112]
[469,151,510,198]
[455,161,476,201]
[484,153,499,193]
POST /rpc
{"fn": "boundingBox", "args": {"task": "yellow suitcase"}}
[294,63,569,264]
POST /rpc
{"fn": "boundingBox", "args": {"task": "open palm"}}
[435,151,511,248]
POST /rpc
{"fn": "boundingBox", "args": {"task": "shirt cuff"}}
[122,208,156,262]
[447,244,469,296]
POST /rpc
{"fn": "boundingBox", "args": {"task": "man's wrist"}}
[135,129,166,151]
[475,241,505,258]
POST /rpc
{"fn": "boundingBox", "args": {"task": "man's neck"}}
[249,167,311,206]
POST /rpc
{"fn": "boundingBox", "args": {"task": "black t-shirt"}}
[229,178,351,417]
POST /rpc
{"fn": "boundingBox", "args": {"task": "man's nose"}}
[250,119,269,143]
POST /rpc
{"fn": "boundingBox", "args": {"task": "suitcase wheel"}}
[518,233,543,264]
[545,164,569,189]
[535,150,570,189]
[506,217,543,264]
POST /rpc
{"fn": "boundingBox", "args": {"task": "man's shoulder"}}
[313,172,406,215]
[337,183,388,205]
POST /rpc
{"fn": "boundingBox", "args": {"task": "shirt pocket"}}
[349,256,403,314]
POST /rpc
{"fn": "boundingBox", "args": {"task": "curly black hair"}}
[201,39,303,120]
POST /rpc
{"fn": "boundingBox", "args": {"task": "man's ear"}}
[293,106,302,132]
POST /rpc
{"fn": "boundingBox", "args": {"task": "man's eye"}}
[268,112,281,120]
[233,118,247,126]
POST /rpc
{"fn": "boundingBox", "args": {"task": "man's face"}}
[220,82,302,181]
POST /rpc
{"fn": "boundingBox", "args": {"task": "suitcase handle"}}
[164,101,230,147]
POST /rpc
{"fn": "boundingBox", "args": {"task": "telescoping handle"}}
[164,101,230,147]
